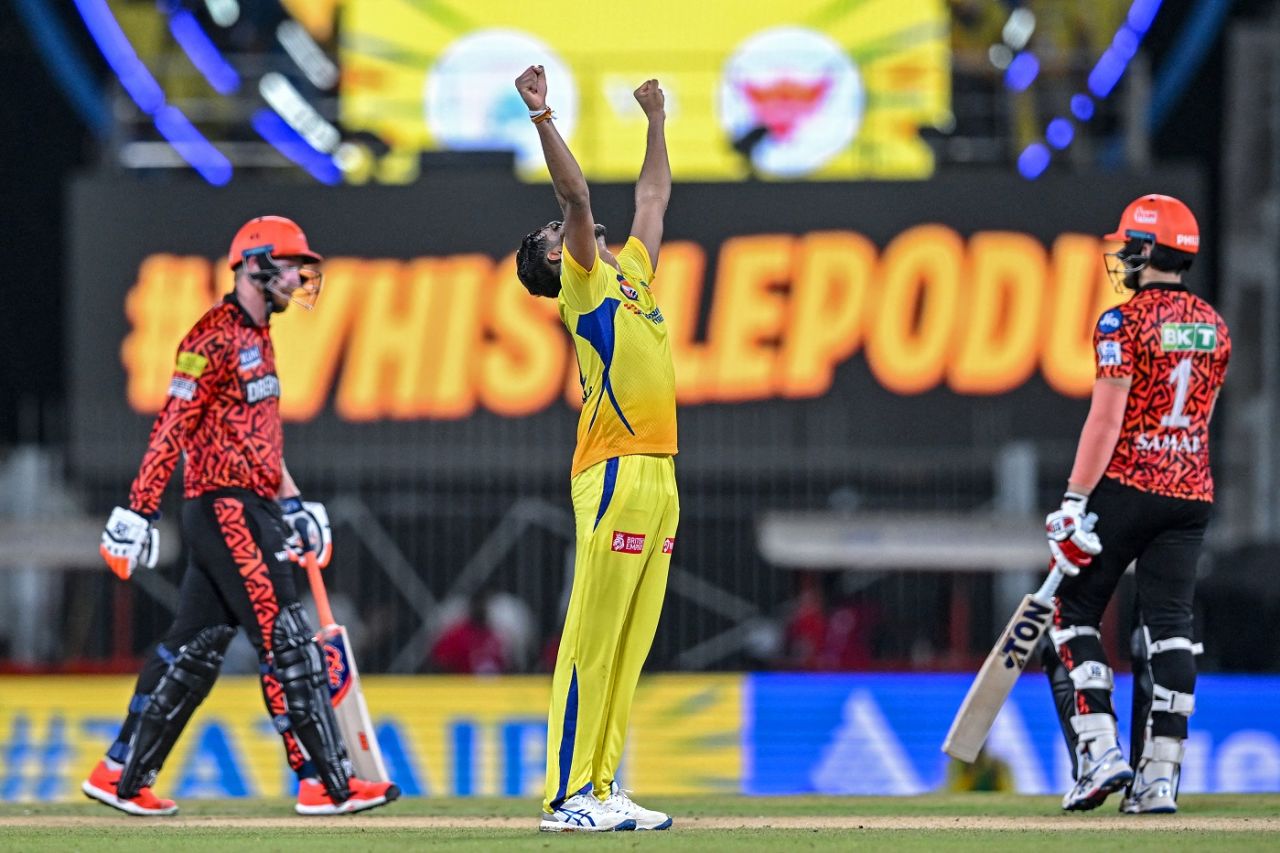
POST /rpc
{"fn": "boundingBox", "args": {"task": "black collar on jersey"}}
[1136,281,1189,294]
[224,292,269,328]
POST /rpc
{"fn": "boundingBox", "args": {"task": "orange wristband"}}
[531,108,554,124]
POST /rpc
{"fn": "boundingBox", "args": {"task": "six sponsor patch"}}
[175,351,208,378]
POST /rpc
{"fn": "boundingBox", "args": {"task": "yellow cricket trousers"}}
[542,453,679,811]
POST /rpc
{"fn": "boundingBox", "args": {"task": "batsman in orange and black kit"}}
[1040,195,1229,815]
[89,217,399,816]
[514,65,677,832]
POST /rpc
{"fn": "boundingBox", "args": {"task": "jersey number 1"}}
[1161,357,1193,429]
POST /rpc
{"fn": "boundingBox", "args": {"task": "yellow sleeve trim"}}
[562,243,597,276]
[175,351,209,378]
[621,237,654,280]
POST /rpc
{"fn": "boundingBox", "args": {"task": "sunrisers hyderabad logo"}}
[719,27,864,177]
[324,642,347,690]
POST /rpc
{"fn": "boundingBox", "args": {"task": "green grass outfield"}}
[2,794,1278,852]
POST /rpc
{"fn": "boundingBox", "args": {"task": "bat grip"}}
[303,550,337,629]
[296,518,337,628]
[1033,562,1065,605]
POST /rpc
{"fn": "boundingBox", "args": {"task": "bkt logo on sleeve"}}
[1097,308,1124,334]
[618,278,639,301]
[611,531,646,554]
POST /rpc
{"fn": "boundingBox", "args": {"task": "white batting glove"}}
[279,496,332,567]
[99,506,159,580]
[1046,501,1102,577]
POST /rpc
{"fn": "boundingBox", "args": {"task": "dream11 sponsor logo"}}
[718,27,864,177]
[424,30,578,171]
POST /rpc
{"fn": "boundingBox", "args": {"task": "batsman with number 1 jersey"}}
[514,65,677,833]
[89,216,398,817]
[1041,195,1229,815]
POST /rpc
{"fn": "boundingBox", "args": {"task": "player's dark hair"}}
[516,226,562,298]
[1149,244,1194,274]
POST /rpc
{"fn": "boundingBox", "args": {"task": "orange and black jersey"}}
[1093,283,1230,502]
[128,294,284,516]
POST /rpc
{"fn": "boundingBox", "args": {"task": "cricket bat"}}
[942,564,1064,762]
[301,548,390,782]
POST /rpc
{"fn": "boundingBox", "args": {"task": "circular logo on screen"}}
[424,30,578,170]
[719,27,863,177]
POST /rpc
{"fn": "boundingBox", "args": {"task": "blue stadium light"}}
[1046,118,1074,150]
[1003,52,1040,93]
[251,109,342,185]
[167,8,241,95]
[73,0,164,114]
[1087,48,1129,99]
[1070,94,1096,121]
[154,106,232,185]
[1017,143,1050,179]
[1112,25,1141,61]
[1127,0,1163,34]
[74,0,232,184]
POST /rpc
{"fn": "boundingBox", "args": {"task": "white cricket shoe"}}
[1120,736,1183,814]
[1062,714,1133,811]
[603,782,672,830]
[539,792,637,832]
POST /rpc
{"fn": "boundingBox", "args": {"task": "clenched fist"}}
[633,79,665,118]
[514,65,547,110]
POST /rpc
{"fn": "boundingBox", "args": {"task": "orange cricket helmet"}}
[227,215,324,270]
[1104,194,1200,254]
[228,216,325,311]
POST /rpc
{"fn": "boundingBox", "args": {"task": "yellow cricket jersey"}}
[559,237,677,477]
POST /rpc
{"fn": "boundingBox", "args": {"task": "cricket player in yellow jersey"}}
[514,64,677,833]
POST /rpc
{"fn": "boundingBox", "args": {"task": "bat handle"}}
[302,549,337,629]
[1033,562,1065,605]
[295,517,337,628]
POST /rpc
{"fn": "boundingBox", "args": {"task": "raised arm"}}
[515,65,597,269]
[629,79,670,267]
